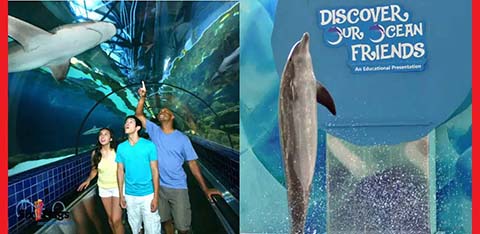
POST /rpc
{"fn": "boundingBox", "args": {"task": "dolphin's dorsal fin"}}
[8,15,51,52]
[47,60,70,81]
[316,80,336,115]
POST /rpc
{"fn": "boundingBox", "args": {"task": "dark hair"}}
[125,115,143,132]
[92,128,116,169]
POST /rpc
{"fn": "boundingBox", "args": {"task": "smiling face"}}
[157,108,175,122]
[98,129,112,146]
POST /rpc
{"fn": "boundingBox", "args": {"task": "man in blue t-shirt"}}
[116,115,161,234]
[136,86,222,234]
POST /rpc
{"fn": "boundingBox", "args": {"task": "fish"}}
[8,15,116,81]
[218,47,240,74]
[279,32,336,234]
[210,47,239,82]
[82,125,103,136]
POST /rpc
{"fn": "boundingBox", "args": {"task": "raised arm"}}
[135,83,147,129]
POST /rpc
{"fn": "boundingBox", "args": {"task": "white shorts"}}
[98,187,120,198]
[125,193,161,234]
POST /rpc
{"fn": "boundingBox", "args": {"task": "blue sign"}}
[271,0,471,145]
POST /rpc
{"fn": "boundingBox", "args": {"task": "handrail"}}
[211,194,239,234]
[196,160,239,233]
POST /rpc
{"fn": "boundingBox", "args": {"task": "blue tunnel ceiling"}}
[8,1,239,173]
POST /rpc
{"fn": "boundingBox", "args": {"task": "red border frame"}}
[2,0,8,232]
[0,0,477,233]
[472,0,478,231]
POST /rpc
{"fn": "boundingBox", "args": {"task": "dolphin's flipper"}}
[8,15,51,52]
[316,80,336,115]
[48,61,70,81]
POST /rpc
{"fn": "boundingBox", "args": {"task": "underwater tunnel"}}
[8,1,239,233]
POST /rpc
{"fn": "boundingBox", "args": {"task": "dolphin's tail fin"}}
[316,80,336,115]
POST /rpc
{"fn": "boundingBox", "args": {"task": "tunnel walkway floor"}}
[32,164,231,234]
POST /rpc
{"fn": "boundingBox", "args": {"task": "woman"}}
[77,128,124,234]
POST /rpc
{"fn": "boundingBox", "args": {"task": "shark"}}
[82,125,105,136]
[8,15,116,81]
[210,47,240,82]
[279,32,336,234]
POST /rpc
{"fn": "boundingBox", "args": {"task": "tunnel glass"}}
[8,1,239,176]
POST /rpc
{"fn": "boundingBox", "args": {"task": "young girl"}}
[77,128,124,234]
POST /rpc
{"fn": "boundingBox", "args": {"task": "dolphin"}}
[279,32,336,234]
[8,15,116,81]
